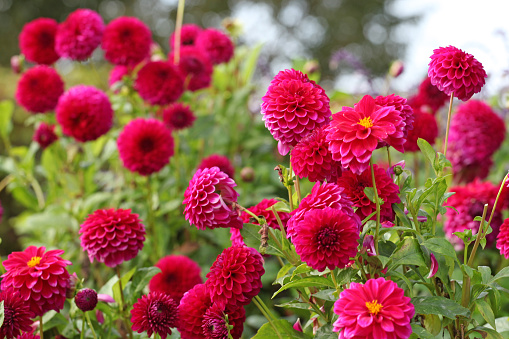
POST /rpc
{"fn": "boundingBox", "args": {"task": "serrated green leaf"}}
[476,299,496,330]
[252,319,311,338]
[479,266,492,284]
[412,296,470,319]
[312,289,337,301]
[423,314,442,336]
[291,264,312,280]
[422,238,458,262]
[314,324,337,338]
[272,277,334,298]
[388,238,426,270]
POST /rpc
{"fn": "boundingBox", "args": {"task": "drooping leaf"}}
[412,296,470,319]
[476,299,496,330]
[272,277,334,298]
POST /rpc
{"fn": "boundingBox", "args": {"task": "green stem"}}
[0,174,14,193]
[331,268,341,296]
[31,176,45,210]
[386,146,392,169]
[85,311,98,339]
[81,313,85,339]
[355,256,368,282]
[173,0,186,65]
[39,315,44,338]
[146,175,158,261]
[116,266,133,339]
[252,296,283,339]
[294,174,302,204]
[287,162,294,211]
[370,159,381,255]
[297,289,328,322]
[442,92,454,157]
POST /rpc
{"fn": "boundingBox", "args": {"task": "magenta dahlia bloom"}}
[178,284,212,339]
[428,45,487,101]
[374,94,414,145]
[117,118,174,176]
[149,255,203,304]
[19,18,59,65]
[183,167,242,230]
[33,122,58,149]
[497,219,509,259]
[333,277,414,339]
[195,28,234,64]
[412,76,450,113]
[55,9,104,60]
[202,302,245,339]
[240,198,290,230]
[403,108,438,152]
[197,154,235,179]
[206,246,264,308]
[162,103,196,131]
[56,85,113,142]
[169,23,202,49]
[292,207,359,271]
[134,61,185,105]
[14,334,40,339]
[170,46,213,91]
[1,246,71,317]
[75,288,98,312]
[261,69,331,155]
[15,65,64,113]
[326,95,404,174]
[79,208,146,267]
[0,290,33,338]
[101,16,152,66]
[131,292,178,339]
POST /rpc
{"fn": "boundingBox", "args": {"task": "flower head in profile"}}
[19,18,59,65]
[135,61,185,105]
[195,28,234,64]
[162,103,196,131]
[33,123,58,149]
[0,290,34,338]
[197,154,235,179]
[131,291,178,339]
[240,198,290,230]
[403,108,438,152]
[16,65,64,114]
[170,46,213,91]
[169,23,202,49]
[496,218,509,259]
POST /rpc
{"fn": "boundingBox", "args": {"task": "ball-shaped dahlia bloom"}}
[169,23,202,49]
[55,9,104,60]
[183,167,242,230]
[15,65,64,114]
[497,219,509,259]
[75,288,98,312]
[0,290,34,338]
[0,246,72,317]
[149,255,203,304]
[197,154,235,179]
[374,94,414,145]
[202,302,246,339]
[134,61,185,105]
[240,198,291,230]
[19,18,59,65]
[290,125,343,183]
[162,103,196,131]
[170,46,213,91]
[292,207,359,271]
[33,122,58,149]
[337,164,401,224]
[206,246,265,308]
[79,208,146,267]
[195,28,234,64]
[101,16,152,66]
[333,277,415,339]
[403,108,438,152]
[131,291,178,339]
[261,69,331,155]
[326,95,404,174]
[412,76,450,113]
[117,118,174,176]
[428,45,487,101]
[56,85,113,142]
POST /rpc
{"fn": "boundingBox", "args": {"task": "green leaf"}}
[291,264,313,280]
[470,326,504,339]
[422,238,458,262]
[252,319,311,338]
[423,314,442,336]
[241,223,285,257]
[241,43,263,84]
[479,266,493,284]
[0,100,14,139]
[410,324,435,339]
[0,300,4,328]
[269,201,291,214]
[275,264,293,285]
[112,267,136,309]
[314,324,337,338]
[363,187,384,205]
[127,266,161,298]
[489,267,509,285]
[412,296,471,319]
[393,204,413,228]
[275,301,311,311]
[312,289,337,302]
[272,277,334,298]
[417,138,437,172]
[476,299,496,330]
[388,238,426,271]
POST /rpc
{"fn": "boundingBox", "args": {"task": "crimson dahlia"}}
[411,76,449,113]
[0,290,33,339]
[195,28,234,64]
[170,46,213,91]
[202,302,245,339]
[169,23,202,49]
[19,18,59,65]
[135,61,185,105]
[162,103,196,131]
[131,292,178,339]
[403,108,438,152]
[74,288,98,312]
[197,154,235,179]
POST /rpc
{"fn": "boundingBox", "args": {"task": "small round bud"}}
[303,60,320,75]
[393,165,404,176]
[11,55,23,74]
[75,288,98,312]
[240,166,255,182]
[66,272,80,299]
[389,60,404,78]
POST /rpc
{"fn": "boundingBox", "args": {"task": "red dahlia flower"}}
[197,154,235,179]
[131,292,178,339]
[75,288,98,312]
[240,198,290,230]
[162,103,196,131]
[0,290,33,338]
[195,28,234,64]
[411,76,449,113]
[79,208,146,267]
[202,302,245,339]
[170,46,213,91]
[1,246,71,317]
[403,108,438,152]
[374,94,414,146]
[135,61,185,105]
[169,23,202,49]
[33,123,58,149]
[19,18,59,65]
[428,45,487,101]
[496,218,509,259]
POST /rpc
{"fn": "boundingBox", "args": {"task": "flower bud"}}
[66,272,79,299]
[389,60,404,78]
[240,166,255,182]
[75,288,98,312]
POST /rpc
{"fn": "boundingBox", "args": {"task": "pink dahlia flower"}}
[1,246,71,317]
[374,94,414,147]
[131,292,178,339]
[197,154,235,179]
[19,18,59,65]
[183,167,242,230]
[496,218,509,259]
[261,69,331,155]
[205,246,264,308]
[55,9,104,61]
[326,95,404,174]
[292,207,359,271]
[412,76,450,114]
[33,123,58,149]
[333,277,414,339]
[15,65,64,114]
[162,103,196,131]
[169,23,202,49]
[117,118,174,176]
[170,46,213,91]
[403,108,438,152]
[75,288,98,312]
[134,61,185,105]
[0,290,34,338]
[101,16,152,66]
[428,45,487,101]
[56,85,113,142]
[149,255,203,304]
[202,302,245,339]
[195,28,234,64]
[240,198,290,230]
[79,208,146,267]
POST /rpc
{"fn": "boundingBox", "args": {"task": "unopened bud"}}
[303,60,320,75]
[11,55,23,74]
[66,273,79,299]
[389,60,404,78]
[240,167,255,182]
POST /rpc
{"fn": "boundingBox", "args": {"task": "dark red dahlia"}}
[292,207,359,271]
[261,68,331,155]
[428,45,487,101]
[79,208,146,267]
[131,292,178,339]
[169,23,202,49]
[202,302,245,339]
[55,9,104,61]
[15,65,64,114]
[374,94,414,148]
[162,103,196,131]
[117,118,174,176]
[178,284,212,339]
[149,255,203,304]
[75,288,98,312]
[56,85,113,142]
[183,167,242,230]
[497,218,509,259]
[240,198,290,230]
[413,76,450,113]
[195,28,234,65]
[33,122,58,149]
[101,16,152,66]
[1,246,71,317]
[197,154,235,179]
[19,18,59,65]
[290,125,343,183]
[0,290,33,339]
[170,46,213,91]
[403,108,438,152]
[134,61,185,105]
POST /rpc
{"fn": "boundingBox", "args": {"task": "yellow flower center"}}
[358,117,374,129]
[27,256,42,268]
[366,299,383,315]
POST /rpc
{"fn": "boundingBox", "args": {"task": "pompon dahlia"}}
[178,284,212,339]
[56,85,113,142]
[33,123,58,149]
[134,61,185,105]
[403,108,438,152]
[15,65,64,114]
[326,95,404,174]
[240,198,290,230]
[170,46,213,91]
[261,69,331,155]
[19,18,59,65]
[290,125,343,183]
[448,100,506,182]
[0,246,71,317]
[292,207,359,271]
[374,94,414,144]
[205,246,264,308]
[333,277,414,339]
[149,255,203,304]
[183,167,242,230]
[117,118,174,176]
[0,290,33,339]
[202,302,245,339]
[170,23,202,49]
[496,219,509,259]
[162,103,196,131]
[55,9,104,61]
[131,292,178,339]
[337,165,401,224]
[75,288,98,312]
[412,76,449,113]
[79,208,146,267]
[195,28,234,65]
[197,154,235,179]
[428,45,487,101]
[101,16,152,66]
